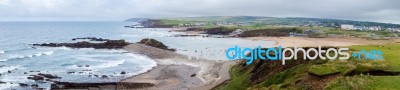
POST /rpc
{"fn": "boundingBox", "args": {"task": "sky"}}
[0,0,399,24]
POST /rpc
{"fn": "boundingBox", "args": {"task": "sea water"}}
[0,21,273,89]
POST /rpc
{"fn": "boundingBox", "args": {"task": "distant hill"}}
[125,18,149,22]
[126,16,400,28]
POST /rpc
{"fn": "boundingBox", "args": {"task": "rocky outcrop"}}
[33,39,130,49]
[71,37,111,41]
[27,73,61,81]
[137,38,176,51]
[203,27,236,35]
[140,19,174,28]
[38,73,61,79]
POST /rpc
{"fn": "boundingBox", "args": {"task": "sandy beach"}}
[245,36,400,47]
[119,43,235,90]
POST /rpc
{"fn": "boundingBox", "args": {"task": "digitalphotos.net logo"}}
[225,45,384,65]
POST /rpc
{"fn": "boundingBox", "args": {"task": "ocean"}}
[0,21,273,89]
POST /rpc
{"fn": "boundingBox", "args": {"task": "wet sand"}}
[120,43,235,90]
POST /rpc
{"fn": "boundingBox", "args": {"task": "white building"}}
[341,24,354,30]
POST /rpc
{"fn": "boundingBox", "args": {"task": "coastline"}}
[119,43,235,90]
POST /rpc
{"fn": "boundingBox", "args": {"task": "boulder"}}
[120,71,127,74]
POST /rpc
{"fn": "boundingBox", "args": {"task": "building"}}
[341,24,354,30]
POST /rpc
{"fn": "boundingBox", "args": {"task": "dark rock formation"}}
[31,84,39,87]
[28,73,61,81]
[137,38,176,51]
[19,83,29,87]
[27,75,45,81]
[38,73,61,79]
[101,75,108,78]
[120,71,126,74]
[33,39,130,49]
[72,37,111,42]
[203,27,236,35]
[51,82,154,89]
[186,27,204,31]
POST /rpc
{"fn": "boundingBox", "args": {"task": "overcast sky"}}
[0,0,399,24]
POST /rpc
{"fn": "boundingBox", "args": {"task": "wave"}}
[0,50,4,54]
[123,53,157,75]
[33,51,54,57]
[4,51,54,61]
[67,59,126,69]
[0,66,19,73]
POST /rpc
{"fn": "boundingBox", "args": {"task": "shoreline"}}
[119,43,235,89]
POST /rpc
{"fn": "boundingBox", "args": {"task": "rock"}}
[7,70,11,73]
[19,83,29,87]
[137,38,176,51]
[67,71,75,74]
[101,75,108,78]
[120,71,126,74]
[203,27,235,35]
[38,73,61,79]
[31,84,39,87]
[0,81,6,84]
[191,74,196,77]
[85,65,89,67]
[73,37,111,42]
[24,72,28,74]
[33,39,130,49]
[27,75,45,81]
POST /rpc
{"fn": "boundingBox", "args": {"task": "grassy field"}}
[160,19,397,37]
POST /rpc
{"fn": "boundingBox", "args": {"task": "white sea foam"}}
[0,50,4,54]
[43,51,54,55]
[0,66,19,73]
[5,51,54,61]
[94,59,126,69]
[34,51,54,56]
[123,53,157,76]
[0,83,19,90]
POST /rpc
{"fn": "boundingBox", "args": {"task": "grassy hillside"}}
[215,43,400,90]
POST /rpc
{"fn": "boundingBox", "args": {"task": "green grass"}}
[366,76,400,90]
[308,61,352,76]
[349,44,400,71]
[217,65,252,90]
[326,75,400,90]
[325,44,400,90]
[325,74,372,90]
[159,19,198,26]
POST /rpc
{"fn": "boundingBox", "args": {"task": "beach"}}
[119,43,235,90]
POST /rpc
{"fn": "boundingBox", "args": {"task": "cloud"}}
[0,0,399,24]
